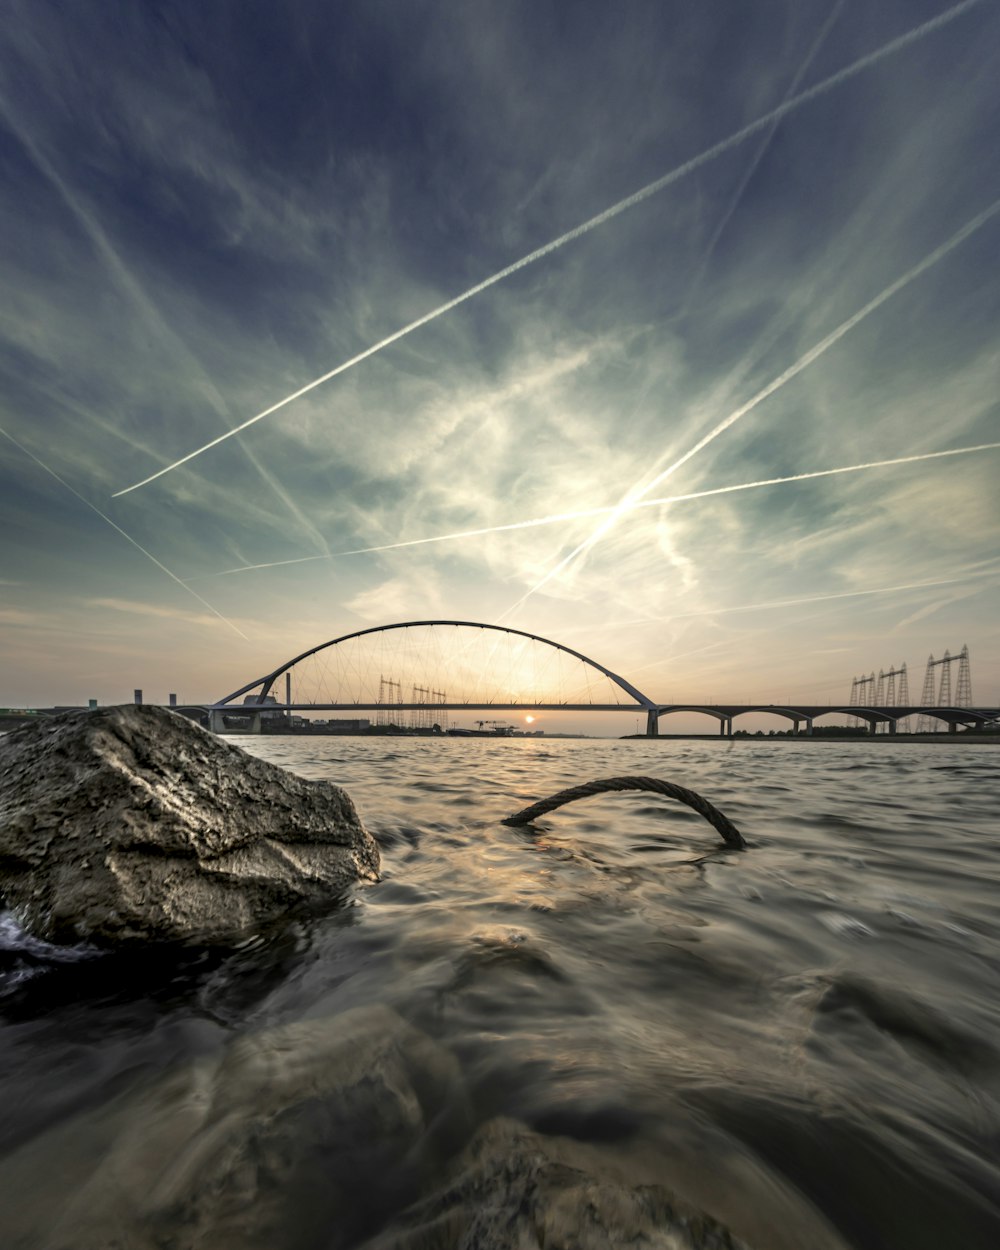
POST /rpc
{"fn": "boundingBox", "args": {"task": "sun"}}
[524,715,535,724]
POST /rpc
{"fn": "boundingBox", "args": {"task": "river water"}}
[1,736,999,1248]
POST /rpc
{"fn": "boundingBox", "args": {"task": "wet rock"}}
[363,1117,752,1250]
[0,704,380,945]
[0,1005,469,1250]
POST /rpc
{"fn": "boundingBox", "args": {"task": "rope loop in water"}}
[502,775,745,849]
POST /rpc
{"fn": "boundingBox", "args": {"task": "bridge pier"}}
[805,717,813,736]
[209,709,262,734]
[645,708,660,737]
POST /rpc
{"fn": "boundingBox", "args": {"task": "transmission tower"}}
[411,685,431,730]
[938,649,953,708]
[916,655,936,731]
[955,644,972,709]
[916,646,972,732]
[878,663,908,733]
[848,671,875,729]
[432,688,448,731]
[891,662,910,732]
[377,676,403,727]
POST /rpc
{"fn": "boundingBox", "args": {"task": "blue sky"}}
[1,0,998,726]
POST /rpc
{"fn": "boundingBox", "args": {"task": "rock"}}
[362,1117,752,1250]
[0,704,380,945]
[0,1005,469,1250]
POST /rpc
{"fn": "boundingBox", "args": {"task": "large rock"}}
[0,704,380,945]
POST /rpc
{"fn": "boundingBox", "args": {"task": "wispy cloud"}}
[110,0,987,496]
[0,607,36,626]
[189,440,1000,576]
[2,0,998,712]
[0,425,249,639]
[653,568,1000,623]
[682,0,847,311]
[86,597,235,629]
[0,86,328,558]
[500,196,1000,618]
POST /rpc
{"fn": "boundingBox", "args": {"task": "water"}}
[2,737,999,1248]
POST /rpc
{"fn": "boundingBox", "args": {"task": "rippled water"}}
[2,737,999,1248]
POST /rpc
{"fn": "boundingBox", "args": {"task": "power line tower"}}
[955,643,972,709]
[886,662,910,732]
[848,671,875,729]
[916,646,973,732]
[412,685,431,730]
[377,676,403,727]
[876,663,908,733]
[432,688,448,731]
[917,655,937,733]
[938,649,953,709]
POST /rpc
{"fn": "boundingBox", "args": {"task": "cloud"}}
[85,597,234,629]
[2,0,998,710]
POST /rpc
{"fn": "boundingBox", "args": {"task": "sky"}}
[1,0,998,733]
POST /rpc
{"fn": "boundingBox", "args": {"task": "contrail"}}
[187,441,1000,577]
[684,0,846,310]
[0,90,329,558]
[500,195,1000,619]
[632,565,1000,625]
[0,426,249,639]
[112,0,987,498]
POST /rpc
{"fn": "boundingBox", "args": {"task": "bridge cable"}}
[502,775,745,849]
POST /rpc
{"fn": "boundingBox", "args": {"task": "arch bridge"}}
[212,619,656,732]
[211,620,998,735]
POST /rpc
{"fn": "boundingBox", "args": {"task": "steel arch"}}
[214,619,656,709]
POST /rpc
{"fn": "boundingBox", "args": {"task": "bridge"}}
[209,620,999,736]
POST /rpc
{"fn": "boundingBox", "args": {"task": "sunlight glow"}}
[499,196,1000,621]
[110,0,986,497]
[187,442,1000,579]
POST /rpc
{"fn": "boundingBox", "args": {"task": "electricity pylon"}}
[916,646,972,732]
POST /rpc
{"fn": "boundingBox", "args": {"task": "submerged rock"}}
[363,1116,751,1249]
[0,704,380,945]
[0,1001,748,1250]
[0,1005,468,1250]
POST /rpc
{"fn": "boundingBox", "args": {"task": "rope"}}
[502,775,745,849]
